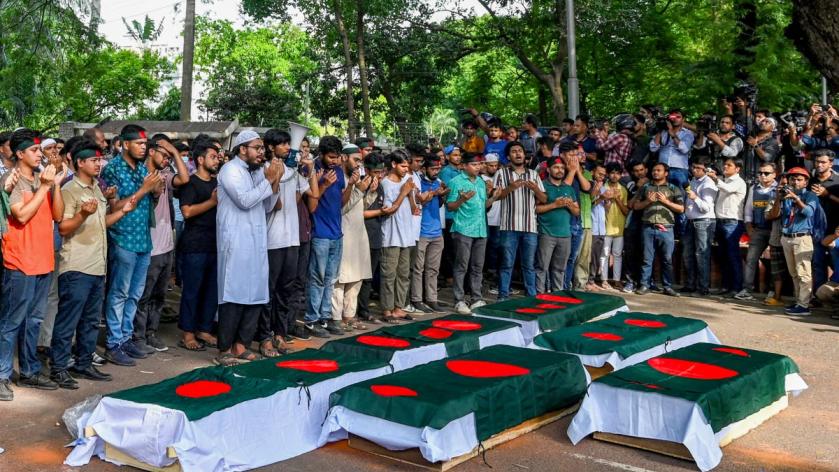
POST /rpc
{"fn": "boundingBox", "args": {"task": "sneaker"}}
[290,324,312,341]
[0,379,12,401]
[103,347,137,367]
[766,290,775,300]
[16,373,58,390]
[403,304,417,313]
[305,323,331,338]
[712,289,732,297]
[635,286,649,295]
[426,301,445,312]
[650,285,663,293]
[622,282,635,293]
[92,352,106,366]
[764,297,784,307]
[325,320,344,335]
[785,304,811,316]
[469,300,487,310]
[662,287,680,297]
[146,334,169,352]
[510,288,522,295]
[412,302,434,314]
[454,301,471,315]
[125,340,151,358]
[69,365,112,381]
[49,371,79,390]
[733,289,755,301]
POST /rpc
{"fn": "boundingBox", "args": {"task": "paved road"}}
[1,288,837,472]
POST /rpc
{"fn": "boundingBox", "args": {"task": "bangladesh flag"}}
[532,312,720,369]
[67,349,391,471]
[322,345,588,463]
[320,315,524,371]
[472,290,628,343]
[568,343,808,472]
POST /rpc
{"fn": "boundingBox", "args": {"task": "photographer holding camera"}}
[802,104,839,159]
[595,114,636,173]
[746,116,780,169]
[649,109,694,189]
[695,115,743,171]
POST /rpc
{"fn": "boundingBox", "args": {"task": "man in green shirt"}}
[536,156,579,292]
[447,152,492,314]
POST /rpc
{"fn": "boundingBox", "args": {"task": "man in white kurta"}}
[215,130,281,365]
[331,145,372,331]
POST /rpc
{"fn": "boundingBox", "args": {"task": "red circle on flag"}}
[713,347,750,357]
[624,319,666,328]
[419,327,454,339]
[644,384,662,390]
[647,358,739,380]
[536,303,565,309]
[276,359,339,373]
[357,335,410,348]
[431,320,482,331]
[371,384,418,397]
[535,294,583,304]
[446,360,531,378]
[516,308,546,314]
[175,380,232,398]
[582,332,624,341]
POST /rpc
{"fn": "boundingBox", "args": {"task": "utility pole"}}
[822,76,829,105]
[566,0,579,120]
[180,0,196,121]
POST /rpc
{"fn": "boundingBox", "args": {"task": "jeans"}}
[38,251,60,347]
[305,238,342,324]
[499,231,538,298]
[411,236,444,303]
[178,252,218,334]
[641,225,675,288]
[452,233,487,302]
[536,235,571,292]
[105,243,151,349]
[135,251,173,341]
[743,228,771,291]
[0,270,51,380]
[682,219,716,291]
[716,219,745,292]
[563,222,583,289]
[50,272,105,372]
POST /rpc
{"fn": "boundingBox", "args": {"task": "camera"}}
[655,116,669,131]
[782,185,793,194]
[696,116,717,133]
[733,82,757,104]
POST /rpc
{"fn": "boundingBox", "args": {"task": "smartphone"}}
[359,166,366,177]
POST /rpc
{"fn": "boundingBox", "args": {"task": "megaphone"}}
[285,121,311,169]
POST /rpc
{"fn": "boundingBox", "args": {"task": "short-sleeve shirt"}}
[639,183,684,225]
[100,155,153,253]
[150,171,175,256]
[60,178,107,276]
[447,173,487,238]
[311,162,344,240]
[605,183,628,236]
[267,166,310,249]
[494,167,545,233]
[538,180,576,238]
[420,177,442,238]
[381,176,415,248]
[178,174,218,254]
[3,173,54,275]
[484,138,509,165]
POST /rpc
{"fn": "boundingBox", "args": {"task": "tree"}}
[423,108,458,144]
[787,0,839,92]
[122,15,164,49]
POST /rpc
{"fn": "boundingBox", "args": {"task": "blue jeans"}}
[716,220,745,292]
[305,238,342,324]
[486,226,502,277]
[105,243,151,349]
[682,219,716,291]
[178,252,218,334]
[499,231,538,298]
[50,272,105,372]
[812,240,830,291]
[0,270,51,380]
[563,222,583,290]
[641,225,675,288]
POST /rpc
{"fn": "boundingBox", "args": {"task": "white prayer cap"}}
[485,153,500,163]
[40,138,56,149]
[233,130,261,148]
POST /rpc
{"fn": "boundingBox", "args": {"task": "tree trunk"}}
[547,65,566,123]
[332,0,356,140]
[356,1,374,138]
[179,0,195,121]
[787,1,839,92]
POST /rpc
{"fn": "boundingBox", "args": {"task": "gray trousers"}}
[380,246,411,311]
[744,228,771,291]
[411,236,444,303]
[452,233,487,302]
[536,234,572,292]
[134,251,173,341]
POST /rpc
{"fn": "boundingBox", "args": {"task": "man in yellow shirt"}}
[600,162,629,290]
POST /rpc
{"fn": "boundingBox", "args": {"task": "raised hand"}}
[458,189,476,202]
[368,176,380,193]
[400,178,415,194]
[324,169,338,187]
[348,169,360,186]
[380,205,397,216]
[104,186,118,200]
[657,191,670,203]
[4,168,19,193]
[80,198,98,217]
[39,164,57,186]
[142,171,162,193]
[357,174,373,192]
[122,196,138,213]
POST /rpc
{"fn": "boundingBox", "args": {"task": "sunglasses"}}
[757,171,775,176]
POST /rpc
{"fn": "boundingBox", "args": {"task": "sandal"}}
[259,340,280,358]
[178,338,206,351]
[382,316,401,324]
[213,353,238,367]
[349,320,367,330]
[237,349,262,363]
[196,334,218,349]
[271,338,292,355]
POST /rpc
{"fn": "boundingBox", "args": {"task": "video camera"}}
[696,115,717,134]
[778,111,809,133]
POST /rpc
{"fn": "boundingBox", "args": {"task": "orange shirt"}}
[462,135,485,154]
[3,175,54,275]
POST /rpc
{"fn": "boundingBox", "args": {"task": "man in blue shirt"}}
[648,108,694,189]
[768,167,821,316]
[411,154,447,313]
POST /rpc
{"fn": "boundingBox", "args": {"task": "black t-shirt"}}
[813,171,839,232]
[178,174,217,253]
[364,186,384,250]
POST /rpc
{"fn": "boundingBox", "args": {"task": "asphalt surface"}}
[1,286,837,472]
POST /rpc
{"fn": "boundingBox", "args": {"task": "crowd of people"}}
[0,97,837,402]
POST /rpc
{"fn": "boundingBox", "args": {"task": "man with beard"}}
[49,139,136,388]
[411,154,447,313]
[536,156,579,292]
[100,125,162,366]
[215,130,282,366]
[177,136,222,352]
[134,134,189,354]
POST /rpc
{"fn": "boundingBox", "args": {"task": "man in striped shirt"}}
[493,141,547,300]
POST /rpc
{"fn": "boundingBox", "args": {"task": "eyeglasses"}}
[757,171,774,176]
[245,145,265,152]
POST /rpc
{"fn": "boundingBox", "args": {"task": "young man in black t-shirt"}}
[177,137,220,352]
